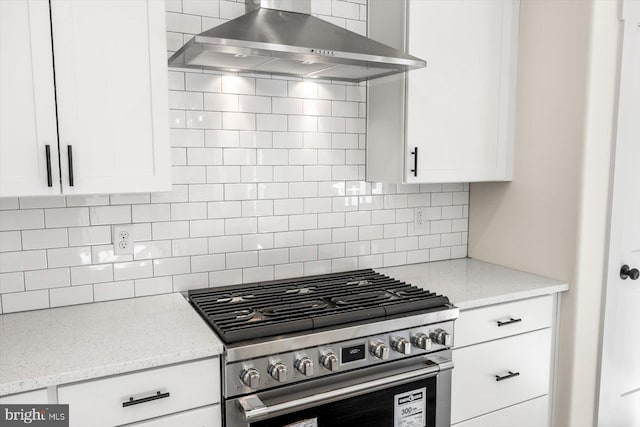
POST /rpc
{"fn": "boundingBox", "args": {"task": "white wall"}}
[469,1,620,426]
[0,0,469,314]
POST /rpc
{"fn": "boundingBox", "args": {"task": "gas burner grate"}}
[189,269,450,343]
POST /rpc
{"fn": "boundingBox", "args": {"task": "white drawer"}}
[127,405,221,427]
[453,395,549,427]
[0,388,48,404]
[455,295,553,347]
[58,358,220,427]
[451,328,552,424]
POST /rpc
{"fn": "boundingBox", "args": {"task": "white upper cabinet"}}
[0,0,60,196]
[0,0,170,197]
[51,0,170,194]
[367,0,520,184]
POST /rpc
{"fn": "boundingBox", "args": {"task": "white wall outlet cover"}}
[414,207,428,230]
[112,224,134,255]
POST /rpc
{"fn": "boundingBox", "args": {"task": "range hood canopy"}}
[168,0,426,82]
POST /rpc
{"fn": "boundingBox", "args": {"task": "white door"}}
[50,0,170,195]
[405,0,518,183]
[597,2,640,425]
[0,0,61,197]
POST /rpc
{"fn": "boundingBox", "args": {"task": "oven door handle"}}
[239,358,454,422]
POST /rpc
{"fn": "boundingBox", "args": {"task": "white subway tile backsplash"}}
[90,206,131,225]
[256,79,287,97]
[222,75,256,95]
[242,234,273,251]
[94,280,134,302]
[257,114,287,131]
[0,2,467,312]
[191,253,225,273]
[185,73,221,92]
[172,237,208,256]
[19,196,65,209]
[152,221,190,240]
[226,251,258,269]
[135,276,173,297]
[134,240,173,260]
[24,268,70,290]
[1,290,49,313]
[153,257,190,276]
[0,231,21,252]
[1,210,45,231]
[71,264,113,286]
[173,272,209,292]
[0,272,24,293]
[225,217,257,235]
[113,260,153,281]
[22,228,68,250]
[1,250,47,273]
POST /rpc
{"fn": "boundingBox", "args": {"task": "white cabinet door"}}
[453,395,549,427]
[405,0,519,183]
[451,328,551,424]
[50,0,170,195]
[0,0,60,197]
[128,405,222,427]
[0,389,48,404]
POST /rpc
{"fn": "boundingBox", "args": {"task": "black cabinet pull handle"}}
[410,146,418,177]
[45,145,52,187]
[495,371,520,382]
[620,264,639,280]
[67,145,74,187]
[122,391,170,407]
[497,317,522,327]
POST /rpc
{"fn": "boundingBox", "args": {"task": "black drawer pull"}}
[122,391,170,407]
[45,145,52,187]
[67,145,74,187]
[410,146,418,177]
[497,317,522,327]
[495,371,520,382]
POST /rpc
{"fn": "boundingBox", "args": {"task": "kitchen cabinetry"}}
[0,388,48,404]
[367,0,519,183]
[0,0,60,196]
[57,358,220,427]
[0,0,170,197]
[451,295,556,426]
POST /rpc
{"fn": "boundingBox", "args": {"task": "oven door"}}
[225,352,453,427]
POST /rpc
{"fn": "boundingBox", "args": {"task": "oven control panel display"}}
[341,344,366,363]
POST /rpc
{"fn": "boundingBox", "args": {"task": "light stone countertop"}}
[0,293,223,396]
[377,258,568,309]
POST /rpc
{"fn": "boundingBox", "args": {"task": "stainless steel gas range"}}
[189,269,459,427]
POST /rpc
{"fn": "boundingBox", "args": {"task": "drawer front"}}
[451,328,551,424]
[128,404,221,427]
[453,395,549,427]
[455,295,553,347]
[0,388,48,404]
[58,358,220,427]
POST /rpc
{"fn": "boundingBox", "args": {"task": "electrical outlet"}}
[414,207,428,230]
[113,225,134,255]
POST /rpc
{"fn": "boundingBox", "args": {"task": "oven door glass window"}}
[250,377,437,427]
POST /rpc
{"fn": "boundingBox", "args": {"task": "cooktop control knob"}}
[412,333,432,350]
[268,362,288,383]
[370,341,390,360]
[295,357,314,377]
[320,352,339,372]
[430,328,452,347]
[392,337,411,355]
[240,368,260,389]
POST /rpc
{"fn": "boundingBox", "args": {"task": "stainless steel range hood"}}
[168,0,426,82]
